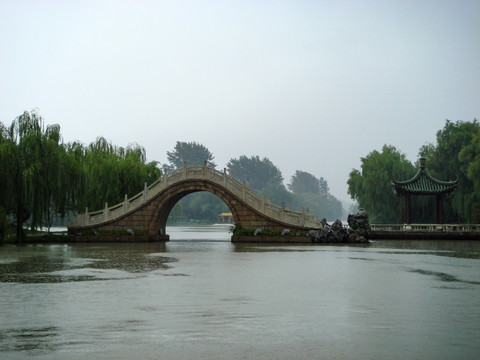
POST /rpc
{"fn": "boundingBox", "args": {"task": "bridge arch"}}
[148,179,242,236]
[68,165,322,241]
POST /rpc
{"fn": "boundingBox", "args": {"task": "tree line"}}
[164,142,343,224]
[348,119,480,223]
[1,111,343,240]
[0,111,160,240]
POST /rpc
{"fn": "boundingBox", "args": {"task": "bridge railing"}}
[69,164,322,229]
[370,224,480,232]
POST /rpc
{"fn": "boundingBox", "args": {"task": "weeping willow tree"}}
[0,122,12,241]
[347,145,416,223]
[78,137,161,212]
[0,110,82,240]
[0,110,162,241]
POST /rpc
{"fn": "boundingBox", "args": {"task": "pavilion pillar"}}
[404,193,411,224]
[436,194,444,224]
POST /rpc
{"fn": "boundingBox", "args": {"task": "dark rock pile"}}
[347,209,371,242]
[309,209,370,243]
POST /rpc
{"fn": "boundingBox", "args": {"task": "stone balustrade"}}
[370,223,480,232]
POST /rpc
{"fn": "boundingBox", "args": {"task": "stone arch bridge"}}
[68,164,322,241]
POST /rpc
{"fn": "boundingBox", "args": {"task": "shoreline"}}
[3,233,480,244]
[3,224,480,244]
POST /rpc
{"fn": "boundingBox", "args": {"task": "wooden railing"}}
[69,164,322,229]
[370,224,480,232]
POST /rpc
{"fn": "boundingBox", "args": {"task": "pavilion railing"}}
[370,224,480,232]
[69,164,323,229]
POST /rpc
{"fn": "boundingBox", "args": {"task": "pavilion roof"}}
[391,158,457,195]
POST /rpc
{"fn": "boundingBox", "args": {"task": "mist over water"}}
[1,225,479,359]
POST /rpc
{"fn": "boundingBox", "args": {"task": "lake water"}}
[1,225,479,359]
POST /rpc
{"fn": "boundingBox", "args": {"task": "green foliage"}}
[226,158,342,221]
[460,128,480,222]
[420,119,480,222]
[0,111,162,240]
[232,227,256,236]
[291,192,343,222]
[227,155,283,192]
[79,138,161,211]
[350,119,480,224]
[164,141,220,223]
[168,192,228,224]
[0,111,345,231]
[285,170,341,221]
[348,145,416,223]
[0,110,82,240]
[288,170,329,196]
[0,207,6,242]
[260,182,293,207]
[166,141,215,169]
[166,150,340,223]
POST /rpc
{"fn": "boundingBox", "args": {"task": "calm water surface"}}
[1,225,479,359]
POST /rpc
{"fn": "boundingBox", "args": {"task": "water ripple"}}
[409,268,480,285]
[0,326,60,353]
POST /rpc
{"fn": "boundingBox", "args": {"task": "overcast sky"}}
[1,0,479,203]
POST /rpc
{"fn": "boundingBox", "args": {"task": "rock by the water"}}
[309,210,370,243]
[347,209,371,242]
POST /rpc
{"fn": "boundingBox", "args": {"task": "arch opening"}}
[167,192,230,225]
[149,182,241,238]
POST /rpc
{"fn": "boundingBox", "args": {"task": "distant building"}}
[218,212,234,224]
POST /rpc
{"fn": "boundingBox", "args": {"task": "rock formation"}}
[309,209,370,243]
[347,208,371,242]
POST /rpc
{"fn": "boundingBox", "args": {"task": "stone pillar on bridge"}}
[103,202,109,221]
[242,182,246,202]
[143,182,148,202]
[163,168,168,187]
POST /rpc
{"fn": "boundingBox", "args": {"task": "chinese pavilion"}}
[391,158,457,224]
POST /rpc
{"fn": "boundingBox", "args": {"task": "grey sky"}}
[1,0,479,203]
